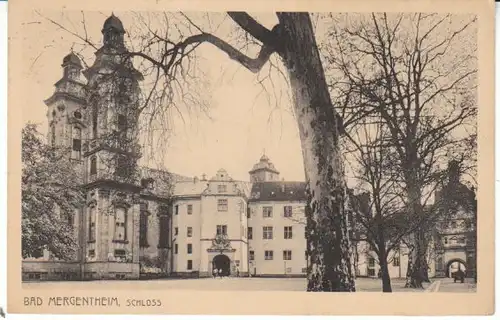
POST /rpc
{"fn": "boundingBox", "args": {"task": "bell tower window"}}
[90,157,97,175]
[92,105,98,139]
[72,127,82,160]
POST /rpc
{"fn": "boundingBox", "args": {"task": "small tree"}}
[22,123,85,260]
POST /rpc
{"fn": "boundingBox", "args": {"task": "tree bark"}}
[406,183,427,288]
[379,255,392,292]
[276,13,355,292]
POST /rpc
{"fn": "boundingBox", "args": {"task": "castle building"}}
[22,15,477,282]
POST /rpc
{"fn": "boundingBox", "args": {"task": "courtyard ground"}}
[434,277,477,293]
[22,277,447,292]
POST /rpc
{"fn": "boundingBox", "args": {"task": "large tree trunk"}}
[276,13,355,292]
[406,184,428,288]
[379,257,392,292]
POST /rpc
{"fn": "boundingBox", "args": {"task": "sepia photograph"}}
[7,0,495,316]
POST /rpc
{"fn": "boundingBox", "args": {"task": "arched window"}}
[88,206,96,242]
[72,127,82,160]
[90,157,97,176]
[92,105,98,139]
[114,207,127,241]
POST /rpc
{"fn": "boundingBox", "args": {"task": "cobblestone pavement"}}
[434,277,477,293]
[23,277,429,292]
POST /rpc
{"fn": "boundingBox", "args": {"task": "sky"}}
[21,11,305,182]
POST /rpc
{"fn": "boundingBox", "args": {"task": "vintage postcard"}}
[7,0,495,316]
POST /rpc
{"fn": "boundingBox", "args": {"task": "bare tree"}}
[323,13,477,288]
[345,120,421,292]
[39,11,354,291]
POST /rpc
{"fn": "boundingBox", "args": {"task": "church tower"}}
[249,154,280,182]
[44,51,87,168]
[80,14,144,279]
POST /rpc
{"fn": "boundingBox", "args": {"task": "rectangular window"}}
[284,226,293,239]
[139,211,148,247]
[114,249,126,259]
[217,199,228,212]
[89,207,96,241]
[187,227,193,238]
[263,206,273,218]
[217,185,227,193]
[187,244,192,254]
[368,257,375,267]
[249,250,255,260]
[187,260,193,270]
[72,139,81,152]
[114,207,127,241]
[88,249,95,257]
[116,155,130,178]
[284,206,292,217]
[187,204,193,215]
[247,207,251,218]
[265,250,274,260]
[117,114,127,132]
[247,227,253,240]
[283,250,292,260]
[174,243,178,254]
[216,225,228,235]
[305,250,308,260]
[175,227,178,236]
[90,157,97,175]
[263,226,273,240]
[367,269,376,277]
[393,257,400,267]
[175,205,179,215]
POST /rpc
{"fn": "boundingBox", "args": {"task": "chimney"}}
[201,173,207,181]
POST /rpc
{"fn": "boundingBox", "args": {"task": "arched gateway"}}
[212,254,231,276]
[446,258,467,278]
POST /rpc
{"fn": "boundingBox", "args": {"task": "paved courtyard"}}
[22,277,448,292]
[434,277,477,293]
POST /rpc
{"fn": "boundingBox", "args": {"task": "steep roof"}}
[249,181,307,202]
[102,14,125,33]
[62,52,82,68]
[249,154,280,174]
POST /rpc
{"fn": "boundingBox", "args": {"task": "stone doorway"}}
[213,254,231,276]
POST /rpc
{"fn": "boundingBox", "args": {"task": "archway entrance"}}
[213,254,231,276]
[446,259,467,278]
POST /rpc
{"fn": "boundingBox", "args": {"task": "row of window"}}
[171,203,297,218]
[173,243,193,254]
[249,250,304,261]
[248,226,301,240]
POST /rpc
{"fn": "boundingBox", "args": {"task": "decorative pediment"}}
[208,234,235,253]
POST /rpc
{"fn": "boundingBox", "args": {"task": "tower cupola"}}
[102,13,125,48]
